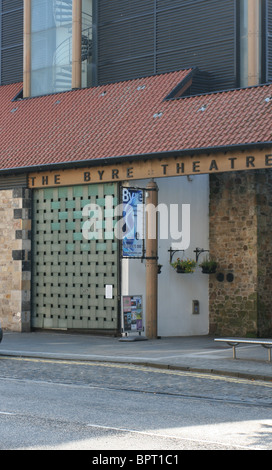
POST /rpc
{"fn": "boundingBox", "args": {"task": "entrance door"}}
[31,183,119,332]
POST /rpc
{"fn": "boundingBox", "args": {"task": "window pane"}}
[31,0,72,96]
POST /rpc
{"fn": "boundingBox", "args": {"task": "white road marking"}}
[86,423,259,450]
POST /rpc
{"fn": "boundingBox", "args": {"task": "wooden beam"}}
[248,0,261,86]
[28,148,272,189]
[23,0,31,98]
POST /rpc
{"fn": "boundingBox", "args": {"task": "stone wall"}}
[256,171,272,336]
[0,188,32,332]
[209,170,272,337]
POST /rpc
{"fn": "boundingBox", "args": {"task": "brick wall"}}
[209,170,272,337]
[0,188,32,332]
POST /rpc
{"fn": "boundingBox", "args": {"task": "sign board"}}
[28,149,272,189]
[121,187,144,258]
[105,285,113,299]
[122,295,143,333]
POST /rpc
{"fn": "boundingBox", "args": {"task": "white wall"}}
[121,174,210,337]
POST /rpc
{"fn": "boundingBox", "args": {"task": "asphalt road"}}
[0,356,272,451]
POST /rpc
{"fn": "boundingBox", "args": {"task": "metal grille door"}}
[32,183,119,331]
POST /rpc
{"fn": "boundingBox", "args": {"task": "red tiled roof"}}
[0,69,271,172]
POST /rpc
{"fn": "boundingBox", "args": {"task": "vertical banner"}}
[122,187,144,258]
[122,295,143,332]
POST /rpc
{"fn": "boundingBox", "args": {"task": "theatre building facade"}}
[0,0,271,338]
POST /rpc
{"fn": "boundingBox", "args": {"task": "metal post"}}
[145,180,158,339]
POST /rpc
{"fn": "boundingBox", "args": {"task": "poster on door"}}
[122,295,143,332]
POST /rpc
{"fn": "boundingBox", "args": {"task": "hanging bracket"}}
[168,248,185,264]
[194,247,209,263]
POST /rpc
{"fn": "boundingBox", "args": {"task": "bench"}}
[214,338,272,362]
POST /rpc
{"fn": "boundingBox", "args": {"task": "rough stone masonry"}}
[0,187,32,331]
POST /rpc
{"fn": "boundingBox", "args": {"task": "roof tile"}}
[0,69,271,172]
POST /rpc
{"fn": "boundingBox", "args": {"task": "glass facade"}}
[23,0,268,97]
[31,0,92,97]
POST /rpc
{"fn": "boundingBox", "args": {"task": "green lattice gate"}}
[32,183,119,332]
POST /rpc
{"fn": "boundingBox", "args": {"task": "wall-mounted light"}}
[192,300,200,315]
[226,273,234,283]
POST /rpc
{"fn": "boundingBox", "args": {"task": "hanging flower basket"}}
[201,266,217,274]
[176,265,186,273]
[199,259,218,274]
[171,258,196,274]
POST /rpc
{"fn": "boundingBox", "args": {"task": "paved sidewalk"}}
[0,331,272,381]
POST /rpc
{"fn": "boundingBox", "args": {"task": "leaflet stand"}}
[119,295,147,342]
[119,331,147,342]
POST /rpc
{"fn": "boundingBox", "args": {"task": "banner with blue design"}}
[122,187,144,258]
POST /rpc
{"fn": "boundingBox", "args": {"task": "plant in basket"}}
[199,258,218,274]
[171,257,196,273]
